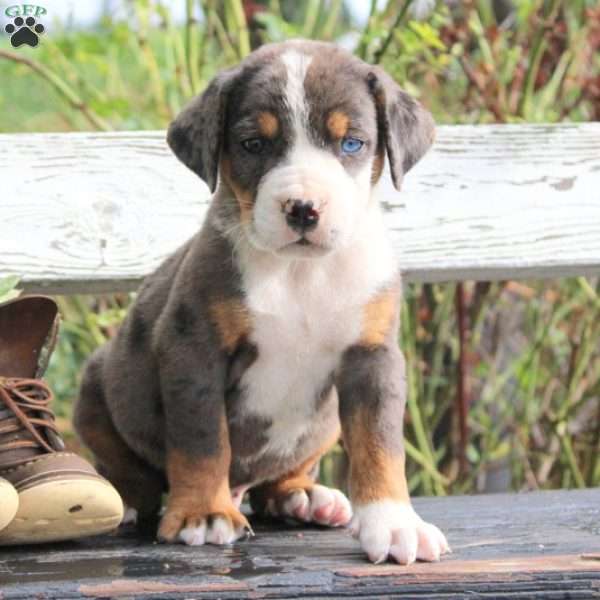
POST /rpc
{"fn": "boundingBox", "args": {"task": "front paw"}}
[263,484,352,527]
[350,501,449,565]
[158,504,252,546]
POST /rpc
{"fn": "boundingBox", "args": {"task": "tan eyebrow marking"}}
[326,110,350,139]
[257,111,279,138]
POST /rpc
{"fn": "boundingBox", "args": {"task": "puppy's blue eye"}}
[242,138,265,154]
[341,137,364,154]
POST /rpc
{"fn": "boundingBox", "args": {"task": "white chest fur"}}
[236,207,398,458]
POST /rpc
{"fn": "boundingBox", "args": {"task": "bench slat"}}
[1,123,599,294]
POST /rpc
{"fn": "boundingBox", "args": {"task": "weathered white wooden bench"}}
[1,124,599,598]
[2,123,600,292]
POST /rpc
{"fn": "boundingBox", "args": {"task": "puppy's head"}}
[168,40,434,257]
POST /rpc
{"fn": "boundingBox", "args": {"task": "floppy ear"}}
[167,68,239,192]
[367,68,435,190]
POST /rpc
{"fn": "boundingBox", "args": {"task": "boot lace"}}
[0,377,58,455]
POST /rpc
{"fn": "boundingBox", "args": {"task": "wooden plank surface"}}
[1,489,599,599]
[1,123,599,294]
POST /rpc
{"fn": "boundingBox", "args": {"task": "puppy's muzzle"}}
[285,199,319,234]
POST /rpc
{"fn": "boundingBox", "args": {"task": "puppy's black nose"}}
[286,200,319,233]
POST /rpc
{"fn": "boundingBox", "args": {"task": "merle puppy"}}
[75,39,449,565]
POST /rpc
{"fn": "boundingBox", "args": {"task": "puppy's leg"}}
[158,414,251,546]
[75,350,165,522]
[155,314,250,546]
[337,293,449,565]
[249,430,352,528]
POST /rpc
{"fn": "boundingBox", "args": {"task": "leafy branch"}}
[0,50,111,131]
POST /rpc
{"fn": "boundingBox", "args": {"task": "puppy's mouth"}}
[289,234,321,250]
[278,235,331,258]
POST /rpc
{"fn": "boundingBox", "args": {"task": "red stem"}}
[455,282,470,474]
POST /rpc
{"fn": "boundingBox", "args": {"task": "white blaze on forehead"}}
[281,50,313,145]
[248,47,375,255]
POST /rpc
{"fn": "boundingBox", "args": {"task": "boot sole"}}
[0,479,19,532]
[0,477,123,545]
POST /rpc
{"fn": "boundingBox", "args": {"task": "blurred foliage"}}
[0,276,22,303]
[1,0,599,495]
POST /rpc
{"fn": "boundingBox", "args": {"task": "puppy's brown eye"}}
[241,138,265,154]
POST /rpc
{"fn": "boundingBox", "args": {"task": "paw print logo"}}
[5,16,45,48]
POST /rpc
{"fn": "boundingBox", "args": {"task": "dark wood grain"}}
[1,489,599,599]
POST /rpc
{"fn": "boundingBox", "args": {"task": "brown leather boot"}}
[0,296,123,545]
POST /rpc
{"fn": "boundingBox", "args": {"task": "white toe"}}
[389,527,418,565]
[206,516,235,545]
[329,489,353,526]
[309,485,335,522]
[416,522,442,562]
[282,490,310,521]
[179,521,207,546]
[358,518,392,564]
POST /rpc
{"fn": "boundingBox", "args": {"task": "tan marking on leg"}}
[209,299,251,353]
[326,110,349,139]
[219,156,254,223]
[359,286,399,347]
[343,407,409,505]
[257,111,279,138]
[159,416,249,541]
